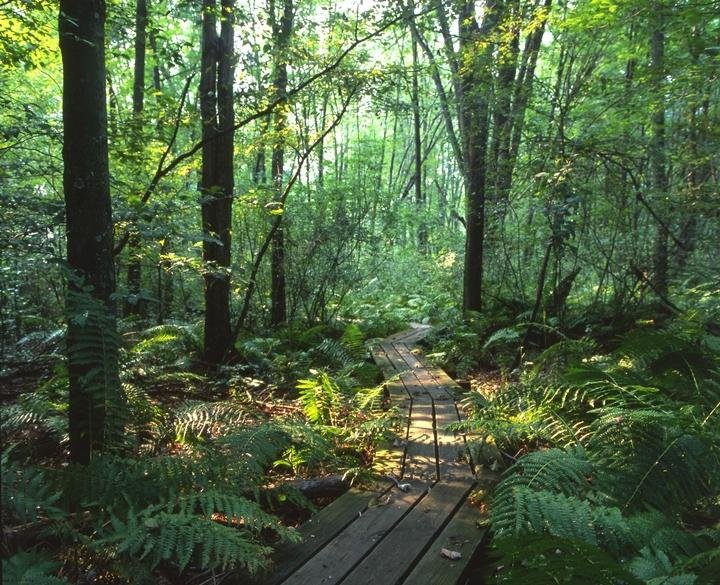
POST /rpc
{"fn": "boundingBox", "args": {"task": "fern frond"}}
[588,408,718,512]
[297,372,343,426]
[131,323,202,356]
[492,486,632,552]
[529,337,598,380]
[1,551,69,585]
[497,447,594,496]
[340,323,367,361]
[353,383,386,413]
[105,507,277,573]
[1,448,63,523]
[625,511,713,560]
[628,547,699,584]
[172,400,249,442]
[489,535,643,585]
[66,288,126,447]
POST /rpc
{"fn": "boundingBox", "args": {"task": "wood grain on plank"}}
[281,487,427,585]
[338,481,473,585]
[401,497,490,585]
[433,402,473,480]
[263,489,375,585]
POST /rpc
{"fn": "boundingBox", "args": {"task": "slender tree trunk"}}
[200,0,235,363]
[59,0,120,464]
[269,0,293,326]
[508,0,551,170]
[411,21,464,179]
[490,0,519,205]
[410,30,427,253]
[649,1,669,297]
[125,0,148,318]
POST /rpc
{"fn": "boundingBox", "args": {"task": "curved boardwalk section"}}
[260,326,494,585]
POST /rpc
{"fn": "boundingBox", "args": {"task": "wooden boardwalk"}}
[260,326,494,585]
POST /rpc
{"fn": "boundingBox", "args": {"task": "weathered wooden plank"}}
[385,326,430,346]
[426,366,465,397]
[262,327,493,585]
[400,497,490,585]
[403,400,437,483]
[261,489,376,585]
[281,486,427,585]
[371,343,401,376]
[339,481,473,585]
[434,403,473,481]
[380,341,411,375]
[393,344,456,401]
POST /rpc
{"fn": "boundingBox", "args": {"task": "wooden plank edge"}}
[399,495,491,585]
[252,488,375,585]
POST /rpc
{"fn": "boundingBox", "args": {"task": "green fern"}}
[588,408,718,512]
[492,486,634,552]
[1,447,63,523]
[628,548,699,585]
[1,362,69,442]
[172,399,249,443]
[2,421,311,578]
[495,447,594,496]
[483,318,720,584]
[102,493,298,573]
[66,287,126,449]
[297,371,343,425]
[131,323,202,358]
[1,551,70,585]
[489,534,643,584]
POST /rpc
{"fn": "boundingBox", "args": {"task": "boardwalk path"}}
[262,326,495,585]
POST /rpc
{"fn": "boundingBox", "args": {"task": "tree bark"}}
[200,0,235,363]
[59,0,120,465]
[649,1,669,298]
[459,0,501,313]
[269,0,293,326]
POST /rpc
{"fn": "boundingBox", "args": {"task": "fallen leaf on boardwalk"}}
[441,548,462,560]
[367,494,391,508]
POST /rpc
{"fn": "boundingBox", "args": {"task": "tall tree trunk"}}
[410,29,427,253]
[490,0,519,206]
[459,0,501,313]
[269,0,293,326]
[148,13,175,324]
[59,0,121,465]
[508,0,551,171]
[649,1,669,297]
[200,0,235,363]
[125,0,148,318]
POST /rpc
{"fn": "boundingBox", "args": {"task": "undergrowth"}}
[1,319,392,583]
[462,317,720,584]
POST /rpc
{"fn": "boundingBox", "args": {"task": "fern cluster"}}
[2,422,311,582]
[2,318,398,582]
[481,319,720,584]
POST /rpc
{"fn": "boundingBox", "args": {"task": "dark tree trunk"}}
[269,0,293,326]
[649,1,669,298]
[59,0,121,465]
[200,0,235,363]
[459,0,500,313]
[125,0,148,318]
